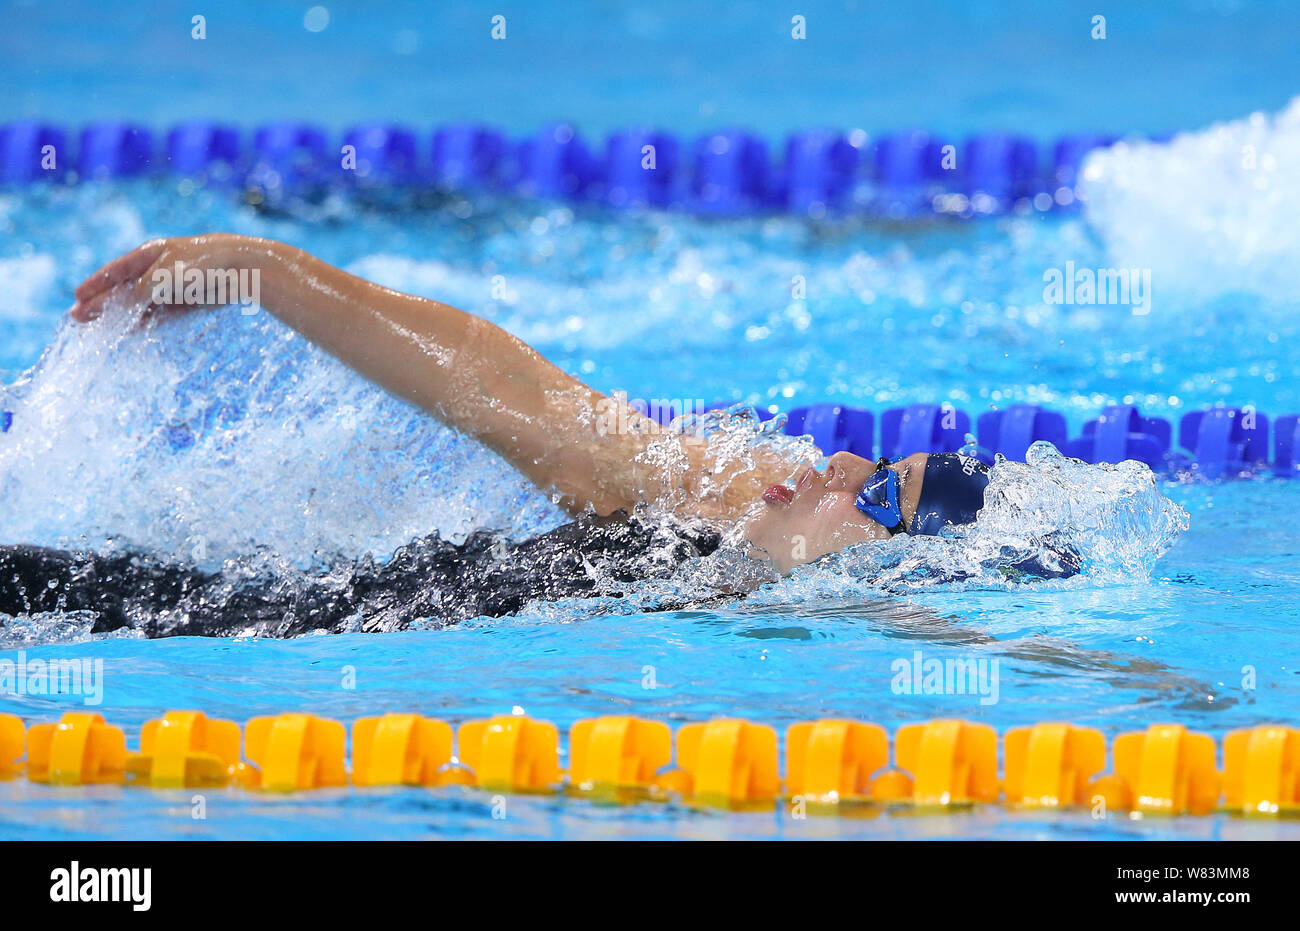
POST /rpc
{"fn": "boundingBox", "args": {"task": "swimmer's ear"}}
[70,239,170,322]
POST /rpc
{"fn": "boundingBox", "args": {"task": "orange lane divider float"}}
[352,713,454,787]
[4,711,1300,817]
[1,712,25,777]
[1223,725,1300,816]
[880,719,999,806]
[785,719,889,803]
[665,718,780,808]
[126,711,254,789]
[568,715,671,793]
[1004,722,1107,808]
[25,712,126,785]
[457,714,560,793]
[245,713,347,792]
[1110,723,1220,815]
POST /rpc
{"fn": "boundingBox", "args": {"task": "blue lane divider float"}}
[1275,415,1300,478]
[880,404,971,460]
[0,121,1155,217]
[0,122,68,183]
[604,128,681,208]
[692,130,769,215]
[431,124,507,189]
[780,130,866,214]
[691,401,1295,479]
[1172,407,1271,480]
[1063,405,1171,469]
[514,123,595,200]
[872,130,944,215]
[963,133,1038,209]
[785,404,874,458]
[978,404,1068,462]
[78,123,153,180]
[247,123,330,200]
[342,124,419,184]
[166,122,240,180]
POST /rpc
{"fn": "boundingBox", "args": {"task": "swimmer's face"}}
[738,451,926,575]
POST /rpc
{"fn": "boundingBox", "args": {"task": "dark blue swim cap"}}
[910,453,990,535]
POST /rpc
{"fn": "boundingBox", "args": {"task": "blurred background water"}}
[4,0,1298,138]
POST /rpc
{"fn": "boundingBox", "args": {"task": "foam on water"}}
[0,253,58,323]
[1081,96,1300,300]
[0,297,568,567]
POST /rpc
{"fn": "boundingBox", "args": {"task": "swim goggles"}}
[854,457,907,535]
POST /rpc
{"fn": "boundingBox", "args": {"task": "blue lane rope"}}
[3,403,1292,476]
[714,401,1293,477]
[0,121,1148,216]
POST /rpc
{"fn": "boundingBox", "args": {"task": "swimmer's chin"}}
[743,542,780,572]
[729,535,793,577]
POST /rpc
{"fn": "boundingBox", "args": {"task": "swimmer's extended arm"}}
[71,235,786,517]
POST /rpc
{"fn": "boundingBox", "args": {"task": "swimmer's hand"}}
[70,234,249,323]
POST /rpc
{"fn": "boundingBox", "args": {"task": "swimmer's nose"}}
[826,450,873,488]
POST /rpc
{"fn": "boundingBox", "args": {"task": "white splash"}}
[0,298,567,567]
[1080,96,1300,299]
[0,253,58,321]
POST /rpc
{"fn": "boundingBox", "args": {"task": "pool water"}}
[3,0,1300,839]
[1,477,1298,839]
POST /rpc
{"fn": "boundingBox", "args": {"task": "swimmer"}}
[0,234,1076,637]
